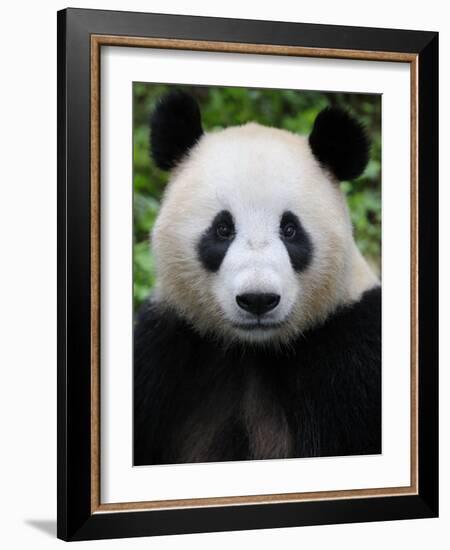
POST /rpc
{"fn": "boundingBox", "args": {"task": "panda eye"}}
[281,222,297,240]
[216,222,234,240]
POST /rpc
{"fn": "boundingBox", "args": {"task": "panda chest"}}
[176,370,294,462]
[240,373,294,460]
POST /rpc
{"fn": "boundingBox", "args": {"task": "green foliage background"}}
[133,84,381,312]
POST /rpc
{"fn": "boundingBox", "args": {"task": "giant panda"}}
[134,90,381,466]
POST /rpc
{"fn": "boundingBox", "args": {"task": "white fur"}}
[151,123,378,344]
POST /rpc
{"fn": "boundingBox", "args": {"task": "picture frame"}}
[57,7,438,541]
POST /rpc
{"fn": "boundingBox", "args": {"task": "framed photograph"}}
[57,8,438,541]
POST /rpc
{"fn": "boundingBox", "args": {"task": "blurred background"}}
[133,84,381,312]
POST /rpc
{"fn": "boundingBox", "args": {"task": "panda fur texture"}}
[134,90,381,465]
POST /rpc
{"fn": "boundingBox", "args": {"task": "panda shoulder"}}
[335,285,381,342]
[303,285,381,360]
[134,299,197,374]
[351,285,381,328]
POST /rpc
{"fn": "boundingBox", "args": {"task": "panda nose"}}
[236,293,280,316]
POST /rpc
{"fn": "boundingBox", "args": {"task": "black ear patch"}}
[150,90,204,170]
[308,107,369,181]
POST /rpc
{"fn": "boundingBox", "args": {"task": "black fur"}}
[197,210,235,272]
[309,107,370,181]
[279,211,313,272]
[150,90,204,170]
[134,287,381,465]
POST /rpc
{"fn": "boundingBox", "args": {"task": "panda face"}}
[197,202,313,342]
[149,92,377,345]
[152,123,364,344]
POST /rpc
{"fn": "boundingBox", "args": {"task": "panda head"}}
[149,90,377,345]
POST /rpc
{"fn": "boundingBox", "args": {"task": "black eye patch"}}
[197,210,235,272]
[279,211,313,272]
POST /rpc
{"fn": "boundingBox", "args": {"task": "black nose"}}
[236,293,280,316]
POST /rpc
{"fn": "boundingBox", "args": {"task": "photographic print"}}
[133,84,382,466]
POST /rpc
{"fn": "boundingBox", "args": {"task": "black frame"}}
[57,7,438,541]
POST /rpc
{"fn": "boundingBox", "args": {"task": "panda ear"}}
[150,90,204,170]
[308,107,370,181]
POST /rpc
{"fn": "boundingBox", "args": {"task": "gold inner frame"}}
[90,35,419,514]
